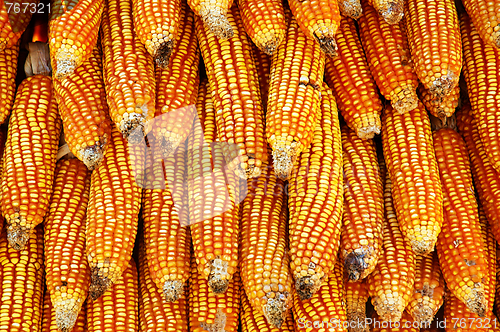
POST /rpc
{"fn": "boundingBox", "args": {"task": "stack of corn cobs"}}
[1,0,500,330]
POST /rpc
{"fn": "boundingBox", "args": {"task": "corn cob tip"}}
[410,305,434,325]
[356,124,381,140]
[271,144,299,180]
[391,87,418,114]
[262,292,290,329]
[339,0,362,20]
[345,247,375,281]
[409,238,435,255]
[208,258,230,294]
[200,7,234,40]
[120,112,147,144]
[316,35,338,58]
[347,311,369,332]
[163,280,184,302]
[295,274,323,301]
[80,138,107,171]
[464,291,487,317]
[374,298,405,322]
[378,0,404,25]
[89,268,113,301]
[200,308,227,332]
[153,40,174,69]
[54,58,77,80]
[262,37,282,56]
[55,304,80,332]
[6,221,31,251]
[429,70,459,99]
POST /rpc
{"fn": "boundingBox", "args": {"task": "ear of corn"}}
[187,0,234,39]
[42,290,87,332]
[367,0,403,25]
[44,158,91,332]
[49,0,104,79]
[462,0,500,49]
[288,84,343,300]
[367,174,416,322]
[0,225,44,331]
[0,0,38,51]
[196,2,267,179]
[266,8,325,180]
[345,279,370,332]
[358,0,418,114]
[341,123,384,281]
[86,124,143,301]
[339,0,362,20]
[434,127,488,317]
[1,74,62,251]
[86,259,139,332]
[407,252,445,325]
[381,102,443,255]
[132,0,182,68]
[417,84,460,123]
[100,0,156,141]
[404,0,462,99]
[324,16,383,140]
[460,13,500,172]
[240,158,292,328]
[53,45,112,170]
[479,203,497,317]
[0,42,19,125]
[153,1,199,159]
[238,0,286,55]
[370,310,420,332]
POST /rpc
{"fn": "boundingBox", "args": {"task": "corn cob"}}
[460,14,500,172]
[292,256,347,331]
[42,291,87,332]
[266,8,325,180]
[345,279,369,332]
[86,124,142,300]
[86,259,139,332]
[367,174,416,322]
[187,0,233,39]
[418,84,460,123]
[197,2,266,179]
[0,42,18,125]
[479,203,497,316]
[132,0,182,68]
[44,158,91,332]
[324,16,383,140]
[367,0,403,25]
[433,127,488,317]
[288,0,341,57]
[371,311,420,332]
[339,0,362,20]
[288,84,343,300]
[381,102,443,255]
[49,0,104,79]
[138,237,188,332]
[188,254,240,332]
[358,0,418,114]
[0,225,44,332]
[341,123,384,281]
[187,80,240,294]
[404,0,462,99]
[251,42,271,109]
[100,0,156,141]
[0,0,37,51]
[240,159,292,328]
[407,252,445,325]
[238,0,286,55]
[1,75,61,251]
[462,0,500,49]
[52,45,112,170]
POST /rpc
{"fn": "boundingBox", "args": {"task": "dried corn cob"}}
[138,237,188,332]
[418,84,460,123]
[325,16,383,140]
[44,158,91,332]
[479,203,497,316]
[367,0,403,25]
[267,8,325,179]
[367,175,416,322]
[0,225,44,332]
[339,0,362,20]
[240,289,295,332]
[404,0,462,98]
[443,290,499,331]
[132,0,182,68]
[358,0,418,114]
[86,259,139,332]
[49,0,104,79]
[100,0,156,141]
[197,2,266,179]
[187,0,233,39]
[153,2,199,158]
[42,291,87,332]
[53,45,112,170]
[240,159,292,328]
[462,0,500,49]
[460,13,500,172]
[341,124,384,281]
[238,0,286,55]
[381,102,443,254]
[0,0,37,51]
[345,279,369,332]
[0,42,19,125]
[86,124,142,300]
[288,85,343,300]
[292,257,347,331]
[189,254,240,332]
[434,127,488,317]
[288,0,341,57]
[456,102,500,247]
[1,75,61,251]
[251,42,271,108]
[371,311,420,332]
[407,252,445,325]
